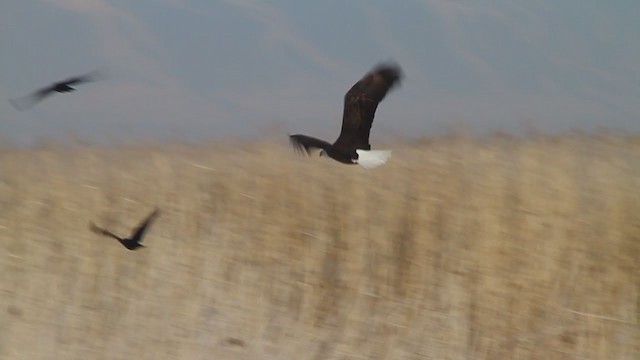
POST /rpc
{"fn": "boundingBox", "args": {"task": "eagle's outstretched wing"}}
[334,63,403,151]
[289,134,332,156]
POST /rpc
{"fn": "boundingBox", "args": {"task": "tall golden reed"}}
[0,132,638,359]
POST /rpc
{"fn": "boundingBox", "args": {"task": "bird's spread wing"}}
[289,134,332,156]
[130,209,160,243]
[62,69,106,86]
[9,86,57,110]
[334,63,403,151]
[89,222,123,241]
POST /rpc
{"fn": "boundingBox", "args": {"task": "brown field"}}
[1,132,639,359]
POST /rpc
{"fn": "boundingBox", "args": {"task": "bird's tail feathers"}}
[355,149,391,169]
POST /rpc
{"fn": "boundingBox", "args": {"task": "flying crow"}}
[10,69,105,110]
[89,208,160,251]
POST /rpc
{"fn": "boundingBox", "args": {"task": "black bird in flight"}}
[10,69,105,111]
[89,208,160,251]
[289,62,403,169]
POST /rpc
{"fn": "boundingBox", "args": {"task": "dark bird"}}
[89,209,160,251]
[10,69,105,111]
[289,62,403,169]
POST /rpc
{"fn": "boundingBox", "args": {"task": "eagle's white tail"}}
[355,149,392,169]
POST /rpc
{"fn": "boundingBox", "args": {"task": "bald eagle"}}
[9,69,105,111]
[289,63,403,169]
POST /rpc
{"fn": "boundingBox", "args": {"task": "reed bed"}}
[0,132,638,359]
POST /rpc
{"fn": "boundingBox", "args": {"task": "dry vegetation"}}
[0,132,639,359]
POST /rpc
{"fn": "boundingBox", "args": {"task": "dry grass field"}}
[1,132,639,359]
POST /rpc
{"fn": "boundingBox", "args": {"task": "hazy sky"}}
[1,0,639,145]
